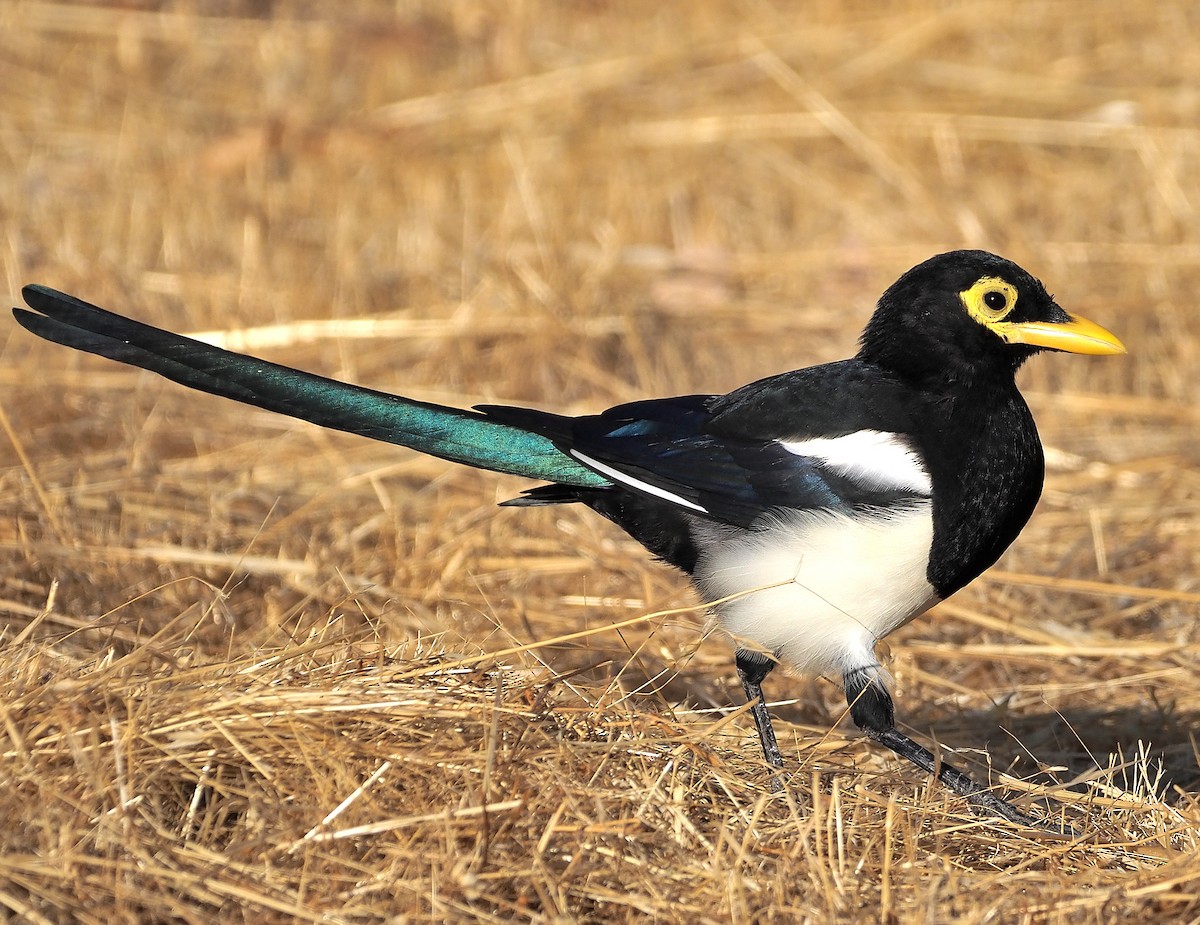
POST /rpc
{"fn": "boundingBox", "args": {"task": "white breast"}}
[691,503,938,677]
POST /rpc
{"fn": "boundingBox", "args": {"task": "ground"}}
[1,2,1199,922]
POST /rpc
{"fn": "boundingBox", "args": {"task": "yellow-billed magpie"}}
[12,250,1124,830]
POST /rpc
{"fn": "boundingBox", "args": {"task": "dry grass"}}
[2,1,1199,922]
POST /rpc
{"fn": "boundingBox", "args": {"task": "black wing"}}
[482,362,930,528]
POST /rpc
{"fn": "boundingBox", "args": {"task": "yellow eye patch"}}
[960,276,1018,325]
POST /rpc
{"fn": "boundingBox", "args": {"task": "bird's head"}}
[859,250,1125,384]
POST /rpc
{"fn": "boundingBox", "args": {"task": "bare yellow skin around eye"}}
[959,276,1018,325]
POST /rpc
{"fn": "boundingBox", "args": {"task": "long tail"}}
[13,285,609,489]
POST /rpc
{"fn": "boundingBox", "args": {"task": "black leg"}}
[843,666,1074,836]
[735,648,785,773]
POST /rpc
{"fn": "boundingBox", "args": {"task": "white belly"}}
[691,503,937,677]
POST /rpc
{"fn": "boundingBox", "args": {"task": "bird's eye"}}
[959,276,1018,325]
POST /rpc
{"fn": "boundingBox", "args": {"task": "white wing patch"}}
[777,430,931,496]
[569,449,709,513]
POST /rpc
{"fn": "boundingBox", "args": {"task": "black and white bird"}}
[13,250,1124,830]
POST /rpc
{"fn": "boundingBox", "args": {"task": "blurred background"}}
[1,2,1197,921]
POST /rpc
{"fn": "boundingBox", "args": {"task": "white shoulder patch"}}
[777,430,931,496]
[569,449,709,513]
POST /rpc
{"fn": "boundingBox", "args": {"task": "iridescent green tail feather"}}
[14,285,608,489]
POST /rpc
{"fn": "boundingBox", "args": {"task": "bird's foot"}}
[869,726,1078,839]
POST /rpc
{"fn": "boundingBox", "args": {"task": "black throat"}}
[908,373,1044,597]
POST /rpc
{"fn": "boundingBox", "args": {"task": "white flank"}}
[777,430,931,496]
[691,503,937,676]
[570,449,709,513]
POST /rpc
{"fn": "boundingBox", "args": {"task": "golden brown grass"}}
[2,2,1199,922]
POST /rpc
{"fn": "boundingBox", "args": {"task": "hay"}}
[2,1,1198,921]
